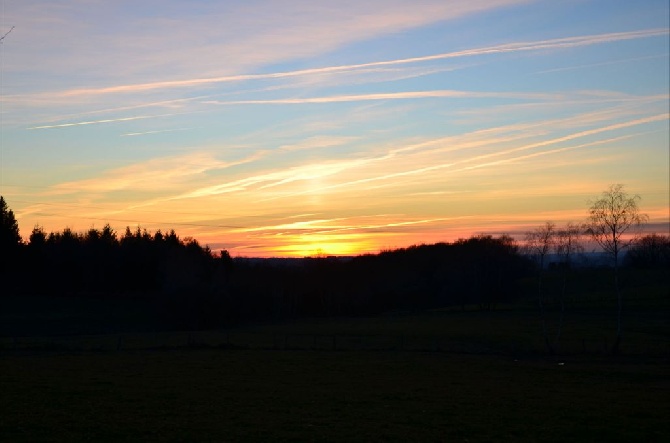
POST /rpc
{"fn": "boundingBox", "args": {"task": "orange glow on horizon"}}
[14,202,668,258]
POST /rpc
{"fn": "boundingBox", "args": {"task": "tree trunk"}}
[612,251,622,354]
[537,257,553,355]
[555,269,567,351]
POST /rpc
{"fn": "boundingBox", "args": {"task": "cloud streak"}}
[49,152,260,195]
[25,28,669,99]
[203,90,559,106]
[533,53,669,75]
[27,112,183,130]
[121,127,193,137]
[252,113,669,200]
[5,2,668,257]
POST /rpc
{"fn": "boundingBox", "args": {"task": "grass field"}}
[1,348,668,442]
[3,304,668,356]
[2,302,669,442]
[1,268,667,441]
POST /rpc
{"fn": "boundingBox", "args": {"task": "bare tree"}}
[585,184,647,352]
[525,221,556,354]
[553,222,582,347]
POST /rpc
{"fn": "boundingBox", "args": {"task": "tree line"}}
[1,187,668,341]
[1,196,531,327]
[523,184,668,354]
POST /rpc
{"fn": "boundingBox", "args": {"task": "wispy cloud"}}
[26,112,183,130]
[4,0,529,96]
[15,28,667,133]
[252,113,669,200]
[533,53,669,75]
[452,94,669,129]
[274,135,360,152]
[458,113,669,165]
[232,214,468,238]
[26,89,664,132]
[6,1,668,257]
[121,127,193,137]
[173,157,373,199]
[160,127,538,204]
[48,152,258,195]
[19,28,668,100]
[202,90,558,106]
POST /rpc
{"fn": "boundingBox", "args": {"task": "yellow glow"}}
[255,232,378,257]
[8,67,668,258]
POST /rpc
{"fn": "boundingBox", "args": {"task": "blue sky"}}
[1,0,668,256]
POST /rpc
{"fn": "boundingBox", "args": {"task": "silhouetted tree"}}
[553,222,582,347]
[525,222,556,354]
[81,224,119,290]
[451,235,525,310]
[29,225,47,247]
[0,197,23,293]
[49,227,84,293]
[0,196,22,270]
[25,225,48,291]
[585,184,647,352]
[6,206,543,331]
[0,196,20,243]
[624,234,670,269]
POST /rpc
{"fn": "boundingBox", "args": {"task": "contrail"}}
[0,26,14,43]
[533,53,669,75]
[26,112,181,130]
[26,89,560,130]
[52,28,669,97]
[121,127,192,137]
[203,90,558,106]
[255,113,669,201]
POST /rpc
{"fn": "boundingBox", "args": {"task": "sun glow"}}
[2,2,668,257]
[264,234,378,257]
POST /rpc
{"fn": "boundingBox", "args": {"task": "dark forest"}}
[1,196,668,336]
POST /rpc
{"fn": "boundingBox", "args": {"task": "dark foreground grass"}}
[1,349,668,442]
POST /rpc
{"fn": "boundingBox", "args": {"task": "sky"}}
[0,0,668,257]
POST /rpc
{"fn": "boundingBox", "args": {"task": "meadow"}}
[1,348,668,442]
[1,301,668,442]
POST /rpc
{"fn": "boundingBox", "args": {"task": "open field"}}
[1,348,668,442]
[2,302,669,442]
[3,304,668,357]
[1,267,667,441]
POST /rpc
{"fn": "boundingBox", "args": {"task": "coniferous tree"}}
[0,196,22,275]
[0,196,21,248]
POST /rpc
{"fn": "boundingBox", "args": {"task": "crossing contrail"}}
[0,26,14,43]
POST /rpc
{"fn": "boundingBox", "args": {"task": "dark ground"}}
[1,348,668,442]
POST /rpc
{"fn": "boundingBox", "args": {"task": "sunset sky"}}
[0,0,668,257]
